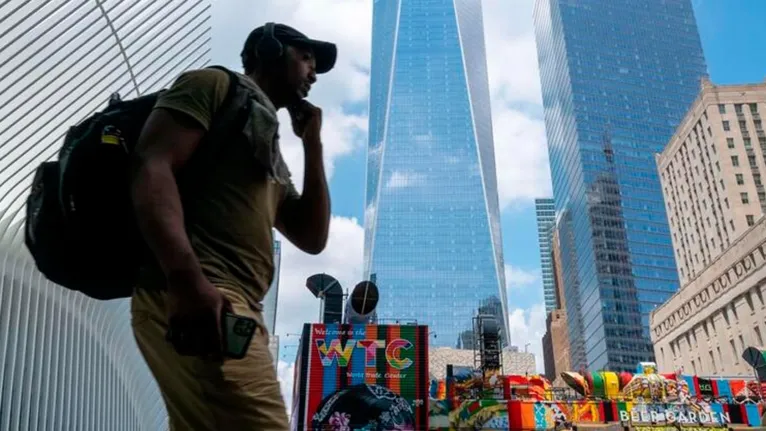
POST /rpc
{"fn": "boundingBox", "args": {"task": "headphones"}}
[256,22,283,60]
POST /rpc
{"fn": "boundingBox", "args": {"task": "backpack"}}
[25,66,240,300]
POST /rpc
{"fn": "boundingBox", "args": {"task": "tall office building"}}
[0,2,211,429]
[364,0,509,348]
[657,80,766,286]
[262,238,282,335]
[533,0,707,371]
[535,198,556,312]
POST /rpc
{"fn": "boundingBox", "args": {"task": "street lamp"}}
[524,342,531,353]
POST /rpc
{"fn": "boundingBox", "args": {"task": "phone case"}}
[224,313,257,359]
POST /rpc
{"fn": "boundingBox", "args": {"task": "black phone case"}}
[224,313,257,359]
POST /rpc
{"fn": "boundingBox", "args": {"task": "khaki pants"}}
[131,286,289,430]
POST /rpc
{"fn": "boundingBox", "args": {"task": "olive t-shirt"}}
[140,68,296,307]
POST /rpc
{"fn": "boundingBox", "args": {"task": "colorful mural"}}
[290,324,765,430]
[290,324,430,431]
[427,400,764,430]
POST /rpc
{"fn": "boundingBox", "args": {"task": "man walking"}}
[129,23,335,430]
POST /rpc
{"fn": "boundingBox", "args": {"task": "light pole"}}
[524,342,531,353]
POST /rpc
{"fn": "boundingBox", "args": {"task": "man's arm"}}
[130,108,205,283]
[276,138,331,255]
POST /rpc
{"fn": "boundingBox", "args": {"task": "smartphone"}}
[223,312,257,359]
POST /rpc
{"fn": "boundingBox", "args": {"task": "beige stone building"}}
[656,79,766,286]
[651,79,766,376]
[650,218,766,376]
[428,347,536,380]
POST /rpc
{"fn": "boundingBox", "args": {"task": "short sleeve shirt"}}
[140,68,296,306]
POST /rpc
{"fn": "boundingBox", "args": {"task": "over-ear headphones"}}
[256,22,283,60]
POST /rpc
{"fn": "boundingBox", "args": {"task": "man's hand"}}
[165,272,232,360]
[288,100,322,143]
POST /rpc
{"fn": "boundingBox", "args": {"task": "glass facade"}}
[262,238,281,335]
[364,0,509,348]
[535,198,557,312]
[533,0,707,371]
[0,1,211,429]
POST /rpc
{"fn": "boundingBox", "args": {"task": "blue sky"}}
[210,0,766,397]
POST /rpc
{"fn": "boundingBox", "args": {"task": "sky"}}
[209,0,766,410]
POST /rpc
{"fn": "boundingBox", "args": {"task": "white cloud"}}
[277,108,367,190]
[482,0,553,208]
[272,215,364,413]
[277,359,296,413]
[384,170,426,190]
[508,303,547,374]
[492,109,552,207]
[504,264,538,289]
[274,215,365,339]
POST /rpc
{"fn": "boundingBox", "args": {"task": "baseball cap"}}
[242,23,337,74]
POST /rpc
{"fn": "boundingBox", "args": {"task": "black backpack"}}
[25,66,239,300]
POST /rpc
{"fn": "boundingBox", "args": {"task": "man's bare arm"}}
[130,108,205,284]
[276,140,331,255]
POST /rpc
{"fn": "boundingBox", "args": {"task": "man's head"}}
[241,23,337,107]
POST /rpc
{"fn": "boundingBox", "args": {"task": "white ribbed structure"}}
[0,1,212,429]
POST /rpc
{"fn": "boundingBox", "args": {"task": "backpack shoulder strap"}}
[206,65,239,112]
[180,66,249,175]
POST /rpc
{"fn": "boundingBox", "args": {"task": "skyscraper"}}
[535,198,556,312]
[364,0,509,348]
[0,1,211,429]
[533,0,707,371]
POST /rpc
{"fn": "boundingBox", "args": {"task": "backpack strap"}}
[183,66,248,168]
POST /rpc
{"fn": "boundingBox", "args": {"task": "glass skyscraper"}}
[364,0,509,348]
[533,0,707,371]
[0,1,211,429]
[535,198,557,312]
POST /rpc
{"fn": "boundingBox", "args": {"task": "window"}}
[727,138,735,148]
[747,215,755,226]
[709,351,717,373]
[723,121,730,131]
[719,104,726,114]
[746,292,754,312]
[721,179,726,190]
[741,192,749,204]
[756,326,764,346]
[759,191,766,202]
[732,155,739,166]
[716,161,721,171]
[750,103,759,113]
[750,155,757,167]
[744,138,752,148]
[760,137,766,147]
[730,219,736,231]
[735,104,743,114]
[730,340,738,363]
[755,174,762,185]
[736,174,744,185]
[755,120,763,131]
